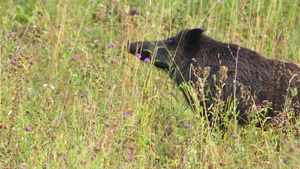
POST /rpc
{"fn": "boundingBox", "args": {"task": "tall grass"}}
[1,0,299,168]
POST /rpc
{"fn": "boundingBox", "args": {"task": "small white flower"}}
[49,85,55,90]
[43,84,47,87]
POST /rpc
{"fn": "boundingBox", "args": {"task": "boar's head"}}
[127,28,205,70]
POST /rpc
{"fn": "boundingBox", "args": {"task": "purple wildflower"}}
[16,136,19,139]
[8,32,13,37]
[258,46,262,50]
[21,159,25,163]
[26,127,32,131]
[112,2,115,6]
[125,111,129,115]
[143,58,151,62]
[295,18,299,22]
[246,17,249,21]
[108,43,116,48]
[13,57,17,61]
[90,0,94,3]
[110,103,113,107]
[220,162,224,166]
[30,60,35,64]
[218,1,223,4]
[283,159,289,163]
[84,28,90,31]
[217,99,222,102]
[72,56,78,60]
[272,118,279,124]
[135,54,141,58]
[262,100,269,105]
[106,114,110,118]
[184,123,190,128]
[256,106,261,111]
[211,15,217,19]
[151,8,155,11]
[91,156,95,160]
[281,40,285,44]
[117,38,121,41]
[127,156,132,162]
[104,13,108,17]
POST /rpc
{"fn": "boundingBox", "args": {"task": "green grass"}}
[1,0,299,168]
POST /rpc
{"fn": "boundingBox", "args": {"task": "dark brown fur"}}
[128,28,300,126]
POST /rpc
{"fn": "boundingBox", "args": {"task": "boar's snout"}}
[127,40,154,60]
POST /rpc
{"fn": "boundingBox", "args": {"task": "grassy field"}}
[1,0,300,168]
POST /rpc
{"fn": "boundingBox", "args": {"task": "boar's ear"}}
[185,28,205,50]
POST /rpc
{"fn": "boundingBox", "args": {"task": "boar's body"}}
[128,28,300,125]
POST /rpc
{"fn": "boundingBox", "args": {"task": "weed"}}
[0,0,299,168]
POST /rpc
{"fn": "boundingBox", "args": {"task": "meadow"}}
[1,0,300,168]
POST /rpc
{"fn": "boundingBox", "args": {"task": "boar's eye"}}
[168,38,177,45]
